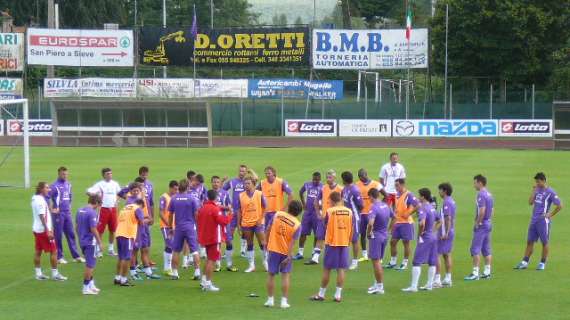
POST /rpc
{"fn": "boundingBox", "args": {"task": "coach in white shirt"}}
[33,181,67,281]
[87,168,121,256]
[379,152,407,207]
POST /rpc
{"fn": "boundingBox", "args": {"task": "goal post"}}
[0,98,31,189]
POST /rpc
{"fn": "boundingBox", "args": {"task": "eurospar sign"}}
[285,119,337,137]
[392,120,498,137]
[499,120,553,137]
[27,28,134,67]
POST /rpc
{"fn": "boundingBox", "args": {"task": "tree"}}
[431,0,570,86]
[271,13,287,26]
[353,0,393,28]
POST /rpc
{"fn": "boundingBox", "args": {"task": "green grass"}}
[0,146,569,319]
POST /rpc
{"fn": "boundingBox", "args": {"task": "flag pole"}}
[443,3,449,119]
[192,4,197,97]
[405,1,411,119]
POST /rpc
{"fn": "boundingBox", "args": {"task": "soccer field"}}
[0,146,568,320]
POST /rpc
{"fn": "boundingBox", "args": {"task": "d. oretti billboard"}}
[392,119,498,137]
[140,26,309,67]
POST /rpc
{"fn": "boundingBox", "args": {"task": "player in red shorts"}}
[87,168,122,257]
[197,189,233,292]
[32,182,67,281]
[379,153,406,207]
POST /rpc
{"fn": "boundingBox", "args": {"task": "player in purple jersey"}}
[49,166,83,264]
[139,167,157,268]
[159,180,178,276]
[168,179,202,280]
[465,174,494,281]
[211,175,232,272]
[402,188,439,292]
[433,183,456,288]
[294,172,323,261]
[222,165,248,270]
[366,188,394,295]
[341,171,364,270]
[514,172,563,271]
[75,195,102,295]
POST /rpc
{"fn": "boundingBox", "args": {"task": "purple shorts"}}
[315,219,325,240]
[116,236,134,261]
[359,215,370,238]
[413,236,438,266]
[267,251,292,274]
[470,225,492,257]
[161,227,173,250]
[438,231,455,255]
[527,218,550,244]
[172,228,199,253]
[139,225,151,249]
[368,234,387,260]
[264,212,276,233]
[351,215,360,243]
[392,223,414,241]
[226,214,238,242]
[241,225,264,233]
[82,245,97,269]
[323,245,350,270]
[301,213,319,236]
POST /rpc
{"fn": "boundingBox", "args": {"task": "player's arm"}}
[283,182,294,210]
[117,187,129,200]
[282,228,301,266]
[299,185,306,209]
[547,195,563,219]
[159,196,169,226]
[442,215,451,239]
[214,208,233,226]
[90,213,102,249]
[86,182,99,196]
[366,216,375,238]
[49,187,60,214]
[37,201,53,239]
[379,167,386,186]
[418,217,426,236]
[528,187,536,205]
[264,220,273,247]
[475,206,486,228]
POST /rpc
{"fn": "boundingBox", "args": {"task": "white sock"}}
[83,284,89,290]
[248,250,255,267]
[318,287,326,297]
[183,255,189,265]
[484,264,491,275]
[108,243,114,252]
[114,275,121,281]
[472,266,480,276]
[172,269,179,277]
[35,268,42,276]
[445,273,452,282]
[201,275,207,283]
[120,276,128,283]
[281,297,288,305]
[298,247,304,256]
[240,239,247,252]
[194,268,201,277]
[226,250,233,267]
[362,250,368,259]
[144,267,152,276]
[427,266,436,287]
[352,259,358,265]
[267,296,274,304]
[334,287,342,299]
[376,282,383,289]
[51,269,59,277]
[434,273,441,283]
[402,258,409,266]
[163,252,172,270]
[411,266,421,289]
[312,251,320,262]
[89,279,96,289]
[130,269,137,276]
[390,256,397,265]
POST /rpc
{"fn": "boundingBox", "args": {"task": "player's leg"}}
[388,225,401,268]
[400,240,411,270]
[465,229,484,280]
[367,236,385,294]
[349,217,360,270]
[421,242,438,291]
[255,228,268,271]
[62,213,81,261]
[47,234,66,281]
[306,218,324,265]
[182,243,190,268]
[537,219,550,270]
[225,218,238,271]
[312,268,331,300]
[265,273,276,307]
[481,232,492,278]
[243,229,256,272]
[516,222,537,269]
[96,210,107,258]
[189,232,202,280]
[280,273,291,308]
[52,213,66,263]
[403,242,425,292]
[82,245,99,294]
[359,215,369,262]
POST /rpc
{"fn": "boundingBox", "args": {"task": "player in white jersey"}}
[87,168,122,257]
[379,152,406,208]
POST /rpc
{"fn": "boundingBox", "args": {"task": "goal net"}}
[0,98,30,188]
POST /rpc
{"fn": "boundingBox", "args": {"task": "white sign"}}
[0,33,24,71]
[339,120,391,137]
[499,119,553,137]
[137,78,196,98]
[0,78,23,100]
[392,119,499,137]
[194,79,248,98]
[27,28,134,67]
[0,120,3,136]
[285,119,337,137]
[312,29,428,70]
[7,119,53,136]
[44,78,136,98]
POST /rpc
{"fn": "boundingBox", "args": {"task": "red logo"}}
[287,121,299,132]
[501,122,514,133]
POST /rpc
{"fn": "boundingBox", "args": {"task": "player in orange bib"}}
[264,200,303,309]
[237,175,267,273]
[306,169,343,265]
[113,199,146,287]
[311,191,353,303]
[356,168,385,262]
[258,166,293,233]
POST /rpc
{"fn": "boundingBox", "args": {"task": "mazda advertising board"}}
[285,119,337,137]
[392,119,499,137]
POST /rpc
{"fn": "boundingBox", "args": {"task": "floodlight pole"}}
[23,100,30,189]
[443,4,449,119]
[162,0,167,78]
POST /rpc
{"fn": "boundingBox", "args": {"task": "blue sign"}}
[248,79,343,100]
[392,119,499,137]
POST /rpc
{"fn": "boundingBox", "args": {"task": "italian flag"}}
[405,3,413,41]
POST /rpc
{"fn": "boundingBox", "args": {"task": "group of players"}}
[30,153,563,307]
